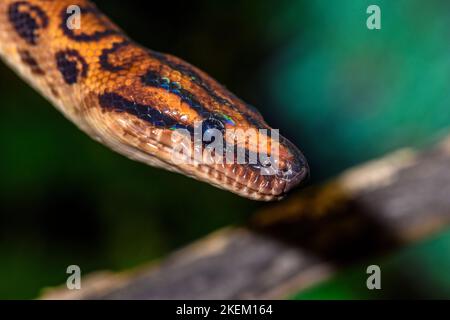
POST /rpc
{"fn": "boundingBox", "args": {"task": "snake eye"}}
[201,114,225,136]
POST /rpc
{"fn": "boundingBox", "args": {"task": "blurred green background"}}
[1,0,449,299]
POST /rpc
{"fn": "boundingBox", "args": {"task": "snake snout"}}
[276,136,310,195]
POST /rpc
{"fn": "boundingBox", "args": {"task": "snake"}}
[0,0,309,201]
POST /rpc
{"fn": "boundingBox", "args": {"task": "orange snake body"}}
[0,0,308,201]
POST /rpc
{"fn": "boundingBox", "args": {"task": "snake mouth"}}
[153,130,310,201]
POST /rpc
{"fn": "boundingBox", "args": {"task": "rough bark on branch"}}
[42,135,450,300]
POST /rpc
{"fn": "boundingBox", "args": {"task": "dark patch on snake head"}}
[99,92,192,131]
[18,49,45,75]
[8,1,49,45]
[147,51,268,131]
[141,70,211,118]
[55,49,88,85]
[61,5,118,42]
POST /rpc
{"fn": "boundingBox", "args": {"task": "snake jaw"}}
[164,130,309,201]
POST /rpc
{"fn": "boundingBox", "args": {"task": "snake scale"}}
[0,0,309,201]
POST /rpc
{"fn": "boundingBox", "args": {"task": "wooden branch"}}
[42,135,450,300]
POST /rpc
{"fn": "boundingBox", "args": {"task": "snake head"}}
[91,47,309,201]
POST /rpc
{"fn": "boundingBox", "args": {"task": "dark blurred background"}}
[1,0,449,299]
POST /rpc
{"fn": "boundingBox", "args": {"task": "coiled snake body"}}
[0,0,308,201]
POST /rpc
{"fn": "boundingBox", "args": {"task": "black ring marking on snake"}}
[8,1,49,45]
[55,49,88,85]
[99,41,135,72]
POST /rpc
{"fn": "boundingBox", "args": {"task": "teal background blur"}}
[0,0,449,299]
